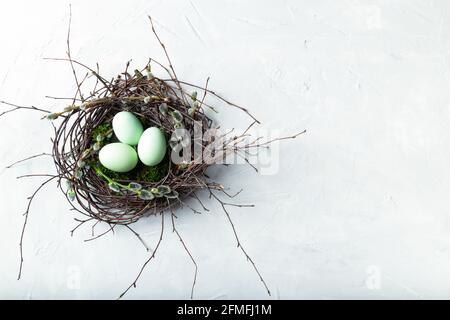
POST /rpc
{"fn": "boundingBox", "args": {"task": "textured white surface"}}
[1,0,450,299]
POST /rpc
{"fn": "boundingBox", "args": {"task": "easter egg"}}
[112,111,143,146]
[99,143,138,172]
[137,127,167,166]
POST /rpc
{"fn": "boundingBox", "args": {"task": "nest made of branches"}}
[53,71,215,225]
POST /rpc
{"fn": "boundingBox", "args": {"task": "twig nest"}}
[51,65,214,225]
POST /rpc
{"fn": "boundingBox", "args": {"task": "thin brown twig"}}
[66,5,84,103]
[147,16,187,106]
[171,211,198,299]
[0,100,51,118]
[125,225,151,252]
[210,191,271,296]
[118,213,165,299]
[6,153,52,169]
[18,176,58,280]
[250,129,307,148]
[16,174,56,179]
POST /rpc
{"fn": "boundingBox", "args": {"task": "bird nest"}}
[53,75,214,225]
[0,14,304,299]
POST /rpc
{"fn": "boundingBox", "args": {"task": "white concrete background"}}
[1,0,450,299]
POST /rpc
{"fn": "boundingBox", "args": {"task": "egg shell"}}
[137,127,167,166]
[112,111,143,146]
[99,143,138,173]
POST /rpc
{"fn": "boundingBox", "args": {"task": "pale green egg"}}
[112,111,143,146]
[99,143,138,172]
[137,127,167,166]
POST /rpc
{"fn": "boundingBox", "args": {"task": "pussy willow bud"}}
[188,107,196,117]
[159,103,168,115]
[93,142,101,151]
[108,182,121,193]
[75,170,83,180]
[128,182,143,191]
[77,160,86,168]
[46,113,59,120]
[138,189,155,201]
[67,189,76,201]
[170,110,183,123]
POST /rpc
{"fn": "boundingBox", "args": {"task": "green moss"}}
[136,157,169,182]
[91,122,112,143]
[95,163,133,181]
[92,158,168,183]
